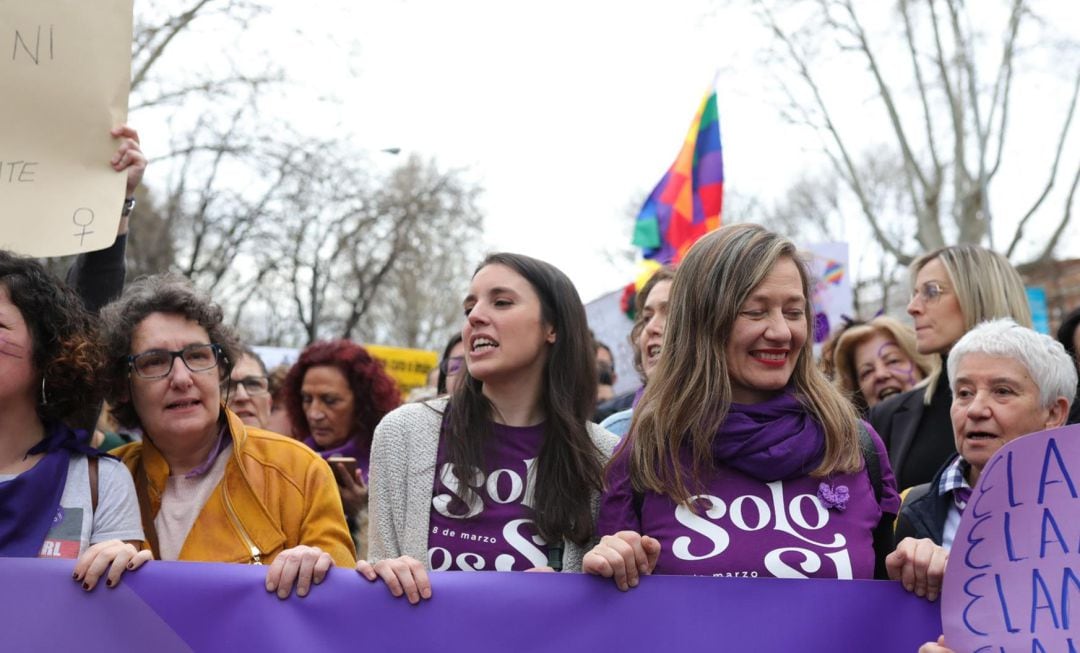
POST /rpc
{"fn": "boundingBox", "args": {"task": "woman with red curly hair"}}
[0,250,147,587]
[282,340,401,550]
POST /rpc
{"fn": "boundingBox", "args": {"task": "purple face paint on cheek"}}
[0,336,27,359]
[876,341,917,387]
[896,364,917,387]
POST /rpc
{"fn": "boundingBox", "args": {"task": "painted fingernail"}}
[106,579,113,588]
[72,572,79,580]
[82,583,90,591]
[127,562,135,570]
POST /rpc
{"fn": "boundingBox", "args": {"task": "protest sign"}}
[3,558,939,652]
[805,242,855,346]
[364,344,438,392]
[942,424,1080,652]
[0,0,133,257]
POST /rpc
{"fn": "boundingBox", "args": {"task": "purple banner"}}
[4,558,939,651]
[943,426,1080,651]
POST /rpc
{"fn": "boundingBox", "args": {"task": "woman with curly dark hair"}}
[100,274,355,599]
[281,340,401,551]
[0,251,146,587]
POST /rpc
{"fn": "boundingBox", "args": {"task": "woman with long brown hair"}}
[586,224,945,599]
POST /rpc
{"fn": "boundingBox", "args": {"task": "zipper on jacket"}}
[222,484,263,565]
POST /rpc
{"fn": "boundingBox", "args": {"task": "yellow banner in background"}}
[0,0,134,256]
[364,344,438,391]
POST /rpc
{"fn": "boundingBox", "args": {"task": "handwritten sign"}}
[0,0,133,257]
[942,424,1080,652]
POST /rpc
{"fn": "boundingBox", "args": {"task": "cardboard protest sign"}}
[0,0,134,257]
[942,425,1080,652]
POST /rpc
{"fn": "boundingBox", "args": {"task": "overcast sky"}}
[231,0,829,302]
[148,0,1080,304]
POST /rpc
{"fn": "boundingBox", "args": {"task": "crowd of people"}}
[3,127,1079,651]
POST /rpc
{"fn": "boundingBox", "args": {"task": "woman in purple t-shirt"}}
[357,253,619,603]
[584,224,946,599]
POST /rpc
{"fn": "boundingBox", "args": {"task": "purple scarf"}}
[303,437,370,481]
[711,391,826,482]
[0,422,102,557]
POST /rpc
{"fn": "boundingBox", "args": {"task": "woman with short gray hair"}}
[894,318,1075,550]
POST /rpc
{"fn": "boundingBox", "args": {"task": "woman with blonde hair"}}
[585,224,945,595]
[869,245,1031,492]
[832,316,937,413]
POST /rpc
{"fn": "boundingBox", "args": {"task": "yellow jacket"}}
[114,408,356,567]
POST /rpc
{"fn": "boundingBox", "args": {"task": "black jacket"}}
[869,376,955,491]
[66,234,127,314]
[893,454,959,547]
[870,385,930,489]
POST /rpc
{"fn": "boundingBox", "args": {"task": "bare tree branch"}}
[900,0,942,174]
[1037,161,1080,262]
[755,0,917,262]
[1007,68,1080,257]
[131,0,216,92]
[985,0,1024,181]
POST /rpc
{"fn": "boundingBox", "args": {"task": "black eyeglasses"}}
[128,343,222,380]
[225,375,270,396]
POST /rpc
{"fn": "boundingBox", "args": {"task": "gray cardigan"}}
[366,398,619,572]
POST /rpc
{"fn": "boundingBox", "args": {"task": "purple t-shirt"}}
[597,423,900,579]
[427,422,551,571]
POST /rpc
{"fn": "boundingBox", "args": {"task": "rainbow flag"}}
[632,88,723,263]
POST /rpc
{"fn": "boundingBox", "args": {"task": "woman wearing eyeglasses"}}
[868,246,1031,492]
[225,347,273,430]
[436,334,466,396]
[100,275,355,598]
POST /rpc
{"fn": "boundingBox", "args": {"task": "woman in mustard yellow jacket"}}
[100,274,355,598]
